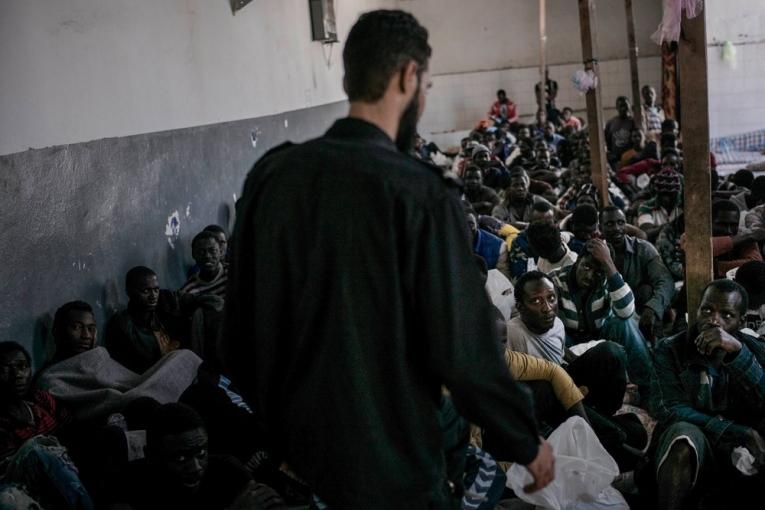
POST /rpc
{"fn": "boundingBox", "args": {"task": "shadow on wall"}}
[0,100,348,369]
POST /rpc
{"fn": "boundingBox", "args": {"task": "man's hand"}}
[639,309,658,343]
[586,239,617,276]
[748,229,765,243]
[228,481,287,510]
[524,439,555,493]
[743,428,765,467]
[694,326,742,357]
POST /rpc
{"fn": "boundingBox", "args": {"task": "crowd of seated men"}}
[414,86,765,509]
[3,83,765,509]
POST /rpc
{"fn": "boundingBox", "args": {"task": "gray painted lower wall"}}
[0,100,348,368]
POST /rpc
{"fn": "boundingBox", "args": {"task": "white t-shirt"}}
[506,316,566,365]
[536,245,578,275]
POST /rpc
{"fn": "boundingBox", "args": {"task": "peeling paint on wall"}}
[0,99,347,367]
[165,210,181,248]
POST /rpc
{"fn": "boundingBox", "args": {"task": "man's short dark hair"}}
[732,169,755,189]
[0,341,30,365]
[514,270,554,306]
[464,165,482,177]
[52,301,94,340]
[701,279,748,316]
[192,231,219,250]
[734,261,765,305]
[572,204,599,226]
[509,167,530,183]
[497,89,506,96]
[343,10,431,102]
[751,176,765,199]
[599,205,623,219]
[532,200,553,214]
[125,266,156,293]
[146,403,206,451]
[711,199,740,218]
[526,221,562,255]
[202,225,225,236]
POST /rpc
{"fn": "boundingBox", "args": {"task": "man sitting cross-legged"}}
[105,266,187,374]
[507,271,648,470]
[550,239,655,407]
[649,280,765,509]
[179,231,231,367]
[601,205,675,344]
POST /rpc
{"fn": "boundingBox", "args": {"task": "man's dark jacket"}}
[224,118,539,509]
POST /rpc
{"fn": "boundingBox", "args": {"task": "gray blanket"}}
[37,347,203,421]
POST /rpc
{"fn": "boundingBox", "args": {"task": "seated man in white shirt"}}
[506,270,647,470]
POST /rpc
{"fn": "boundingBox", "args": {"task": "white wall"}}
[396,0,664,142]
[706,0,765,139]
[0,0,394,156]
[419,57,662,146]
[396,0,663,75]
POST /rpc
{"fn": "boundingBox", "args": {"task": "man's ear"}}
[398,61,419,95]
[342,75,349,95]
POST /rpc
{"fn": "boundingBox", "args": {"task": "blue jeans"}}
[568,315,655,407]
[3,435,94,510]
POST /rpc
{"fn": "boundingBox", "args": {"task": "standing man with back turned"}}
[224,10,553,510]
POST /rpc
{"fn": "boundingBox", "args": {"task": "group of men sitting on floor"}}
[416,87,765,508]
[3,84,765,509]
[0,226,302,509]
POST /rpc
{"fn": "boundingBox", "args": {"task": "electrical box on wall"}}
[309,0,338,42]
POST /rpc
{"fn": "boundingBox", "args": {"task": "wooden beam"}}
[625,0,643,127]
[539,0,547,113]
[679,5,713,317]
[578,0,609,206]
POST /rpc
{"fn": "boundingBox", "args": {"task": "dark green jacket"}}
[613,235,675,317]
[651,327,765,448]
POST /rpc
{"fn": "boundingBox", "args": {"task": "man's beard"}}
[396,92,420,153]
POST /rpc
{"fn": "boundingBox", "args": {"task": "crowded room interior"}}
[2,0,765,509]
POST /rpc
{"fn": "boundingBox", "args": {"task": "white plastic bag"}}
[506,417,628,510]
[485,269,515,321]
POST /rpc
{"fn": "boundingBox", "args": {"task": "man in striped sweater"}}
[179,231,228,301]
[550,238,655,406]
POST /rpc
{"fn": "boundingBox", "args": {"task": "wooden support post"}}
[578,0,609,206]
[625,0,643,127]
[539,0,547,113]
[679,6,713,317]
